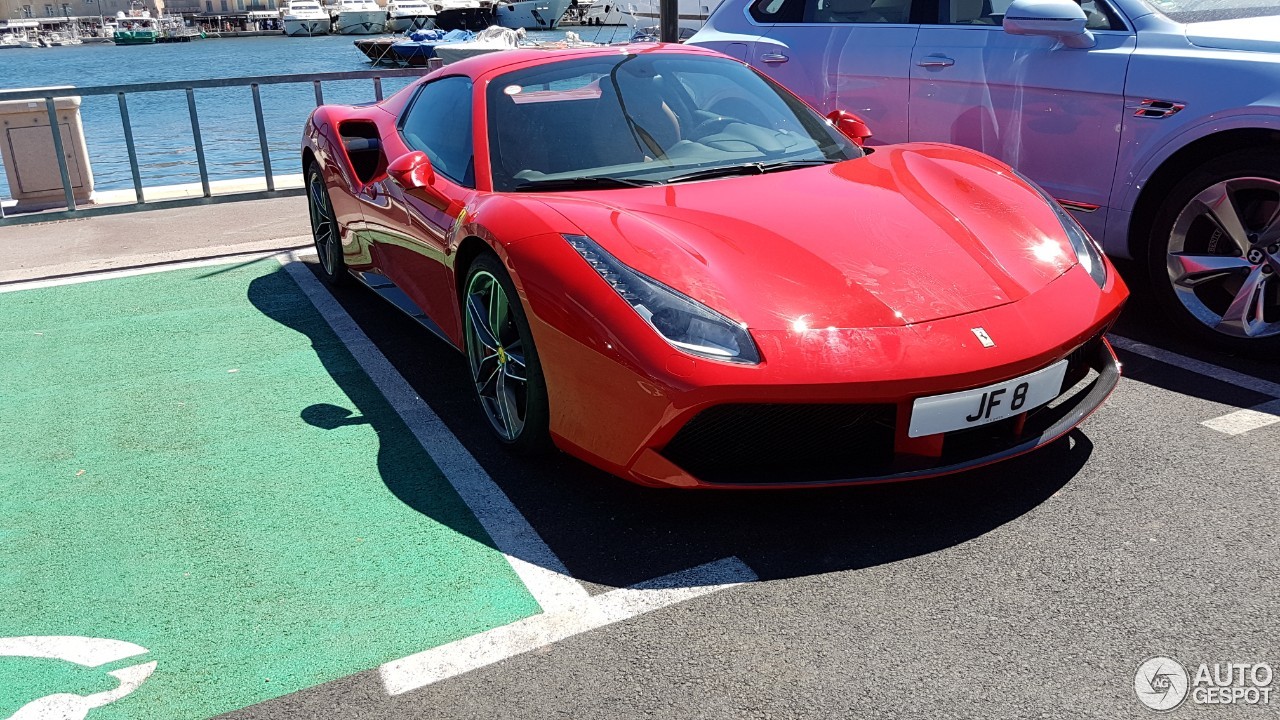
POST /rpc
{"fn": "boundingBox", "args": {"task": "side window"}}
[399,76,475,188]
[749,0,805,23]
[938,0,1122,28]
[1079,0,1124,29]
[809,0,912,23]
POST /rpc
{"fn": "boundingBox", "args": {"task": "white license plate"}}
[908,360,1069,438]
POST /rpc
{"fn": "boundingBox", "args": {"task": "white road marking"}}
[1200,399,1280,436]
[0,250,290,294]
[379,557,758,696]
[1106,336,1280,436]
[0,636,147,667]
[279,251,591,614]
[0,637,155,720]
[281,253,756,692]
[1107,335,1280,399]
[7,662,159,720]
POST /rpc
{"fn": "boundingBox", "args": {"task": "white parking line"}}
[1107,335,1280,436]
[278,252,757,694]
[1200,399,1280,436]
[379,557,757,695]
[1107,335,1280,399]
[280,252,591,613]
[0,250,290,294]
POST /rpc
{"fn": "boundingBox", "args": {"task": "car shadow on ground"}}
[249,263,1093,591]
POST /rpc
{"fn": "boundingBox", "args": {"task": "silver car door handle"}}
[760,53,789,64]
[916,55,955,67]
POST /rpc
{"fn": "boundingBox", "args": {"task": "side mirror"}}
[826,110,873,147]
[387,150,435,190]
[1003,0,1095,49]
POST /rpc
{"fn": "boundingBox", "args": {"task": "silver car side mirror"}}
[1003,0,1096,49]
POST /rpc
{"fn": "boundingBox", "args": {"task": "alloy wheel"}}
[464,270,529,441]
[1166,177,1280,339]
[307,171,339,277]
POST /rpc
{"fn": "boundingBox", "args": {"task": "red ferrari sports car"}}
[301,43,1128,489]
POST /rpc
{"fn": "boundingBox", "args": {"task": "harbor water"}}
[0,28,637,199]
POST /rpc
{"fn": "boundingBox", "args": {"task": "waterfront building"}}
[0,0,164,19]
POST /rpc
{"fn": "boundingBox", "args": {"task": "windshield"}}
[486,52,862,192]
[1145,0,1280,23]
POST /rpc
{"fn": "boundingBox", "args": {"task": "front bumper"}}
[625,336,1119,489]
[511,233,1128,490]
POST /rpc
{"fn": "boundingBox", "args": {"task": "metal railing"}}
[0,68,429,225]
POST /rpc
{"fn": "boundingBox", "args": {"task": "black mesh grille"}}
[660,403,896,484]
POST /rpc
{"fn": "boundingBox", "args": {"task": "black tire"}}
[462,253,551,454]
[306,165,350,287]
[1145,148,1280,354]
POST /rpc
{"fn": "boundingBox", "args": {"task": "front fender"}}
[1116,111,1280,214]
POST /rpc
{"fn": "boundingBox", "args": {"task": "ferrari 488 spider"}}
[301,43,1128,489]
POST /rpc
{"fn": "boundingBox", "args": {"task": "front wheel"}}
[463,253,551,454]
[1146,148,1280,353]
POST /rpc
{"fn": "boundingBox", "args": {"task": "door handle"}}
[760,53,789,64]
[916,55,955,68]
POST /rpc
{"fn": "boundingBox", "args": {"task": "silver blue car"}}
[690,0,1280,352]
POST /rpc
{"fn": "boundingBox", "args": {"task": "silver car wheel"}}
[307,171,338,277]
[1166,177,1280,339]
[464,270,528,441]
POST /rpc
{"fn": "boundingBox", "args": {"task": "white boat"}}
[334,0,387,34]
[494,0,569,30]
[386,0,435,31]
[581,0,626,25]
[433,26,596,64]
[47,32,83,45]
[430,0,494,31]
[610,0,720,32]
[281,0,333,35]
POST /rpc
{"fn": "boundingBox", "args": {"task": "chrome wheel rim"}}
[1166,177,1280,339]
[307,172,338,276]
[464,270,528,441]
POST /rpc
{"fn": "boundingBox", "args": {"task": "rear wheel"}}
[307,165,349,287]
[463,253,550,454]
[1146,149,1280,353]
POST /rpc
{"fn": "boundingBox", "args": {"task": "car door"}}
[744,0,922,144]
[375,75,476,327]
[907,0,1135,237]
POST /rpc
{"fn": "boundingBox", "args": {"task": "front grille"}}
[660,403,896,484]
[1061,333,1104,389]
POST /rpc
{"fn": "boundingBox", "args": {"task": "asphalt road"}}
[223,259,1280,720]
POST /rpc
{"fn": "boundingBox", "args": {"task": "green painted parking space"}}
[0,261,541,719]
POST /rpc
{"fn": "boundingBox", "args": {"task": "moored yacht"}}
[613,0,721,33]
[430,0,494,31]
[494,0,570,30]
[386,0,435,31]
[581,0,626,25]
[334,0,387,34]
[281,0,333,35]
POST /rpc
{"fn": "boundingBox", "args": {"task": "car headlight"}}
[564,234,761,364]
[1013,171,1108,289]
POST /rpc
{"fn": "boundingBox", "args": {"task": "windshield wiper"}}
[665,159,841,184]
[512,176,661,192]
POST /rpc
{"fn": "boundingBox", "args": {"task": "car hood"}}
[532,144,1078,331]
[1185,15,1280,53]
